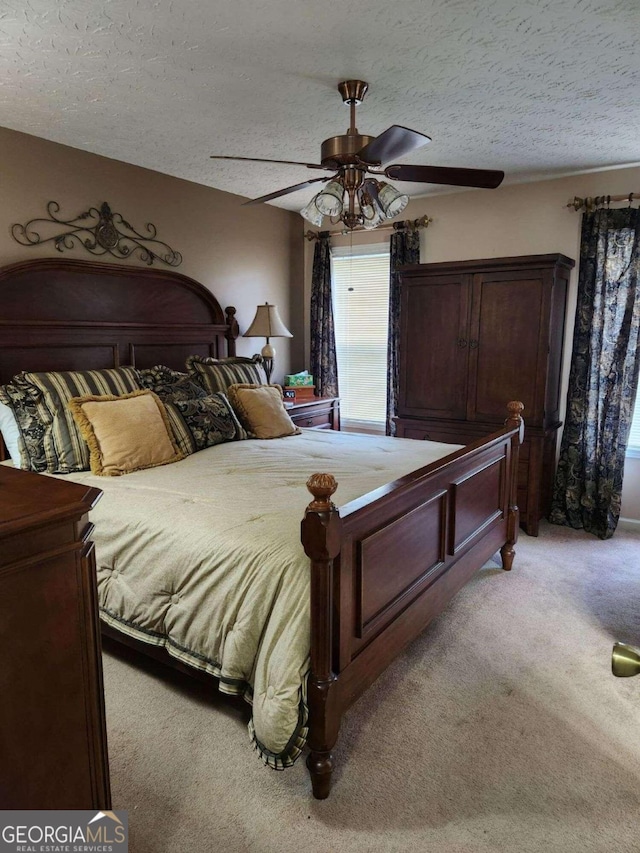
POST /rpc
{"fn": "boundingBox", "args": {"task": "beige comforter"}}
[64,429,460,767]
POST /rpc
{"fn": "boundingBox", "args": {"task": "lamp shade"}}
[377,182,409,218]
[243,303,293,340]
[300,199,324,227]
[314,180,344,216]
[362,207,386,230]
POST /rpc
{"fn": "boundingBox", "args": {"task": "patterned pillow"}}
[186,355,266,395]
[0,377,45,469]
[164,393,245,455]
[137,365,207,402]
[0,367,141,473]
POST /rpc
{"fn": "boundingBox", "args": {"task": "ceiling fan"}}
[210,80,504,231]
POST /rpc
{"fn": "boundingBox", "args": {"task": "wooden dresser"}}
[0,466,110,808]
[394,253,574,536]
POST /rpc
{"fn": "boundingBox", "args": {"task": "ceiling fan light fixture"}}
[357,186,375,220]
[314,180,345,216]
[362,207,387,230]
[358,184,385,229]
[377,182,410,218]
[300,198,324,227]
[359,197,375,220]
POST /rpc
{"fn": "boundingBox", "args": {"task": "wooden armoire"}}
[394,253,575,536]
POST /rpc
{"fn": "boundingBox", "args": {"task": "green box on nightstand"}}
[285,373,314,387]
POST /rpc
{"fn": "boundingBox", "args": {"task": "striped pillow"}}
[0,367,141,473]
[186,355,266,395]
[164,393,245,455]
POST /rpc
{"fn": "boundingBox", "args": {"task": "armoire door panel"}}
[468,275,545,423]
[545,270,568,426]
[399,275,471,419]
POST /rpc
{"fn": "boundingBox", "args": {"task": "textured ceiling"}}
[0,0,639,211]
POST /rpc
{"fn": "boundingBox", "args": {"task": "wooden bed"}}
[0,257,524,799]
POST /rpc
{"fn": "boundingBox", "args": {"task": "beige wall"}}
[303,165,640,523]
[0,125,304,383]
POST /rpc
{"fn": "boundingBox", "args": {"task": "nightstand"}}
[286,396,340,430]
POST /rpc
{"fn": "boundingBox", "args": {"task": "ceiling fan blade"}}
[357,125,431,165]
[210,155,329,171]
[242,176,333,206]
[385,163,505,189]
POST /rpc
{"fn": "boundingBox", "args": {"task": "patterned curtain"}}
[310,232,339,398]
[386,224,421,435]
[549,207,640,539]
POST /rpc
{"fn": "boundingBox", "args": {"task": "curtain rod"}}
[304,214,432,241]
[567,193,639,212]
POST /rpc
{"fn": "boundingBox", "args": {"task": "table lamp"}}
[243,302,293,384]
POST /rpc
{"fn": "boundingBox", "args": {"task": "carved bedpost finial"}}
[306,473,338,512]
[505,401,524,435]
[225,306,239,337]
[225,306,239,356]
[506,400,524,419]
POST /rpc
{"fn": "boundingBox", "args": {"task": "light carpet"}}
[102,521,640,853]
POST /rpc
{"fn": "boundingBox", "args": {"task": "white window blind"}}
[331,244,390,432]
[628,389,640,456]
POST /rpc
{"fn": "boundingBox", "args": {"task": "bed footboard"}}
[301,401,524,799]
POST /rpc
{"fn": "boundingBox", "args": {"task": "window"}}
[628,389,640,458]
[331,244,390,433]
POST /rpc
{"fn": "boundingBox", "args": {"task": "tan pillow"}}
[226,384,300,439]
[68,390,183,476]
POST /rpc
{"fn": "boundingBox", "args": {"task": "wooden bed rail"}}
[301,401,524,799]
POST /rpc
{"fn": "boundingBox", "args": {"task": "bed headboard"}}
[0,257,238,385]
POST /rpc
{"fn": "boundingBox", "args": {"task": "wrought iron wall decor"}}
[11,201,182,267]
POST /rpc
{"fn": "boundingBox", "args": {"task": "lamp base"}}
[262,356,274,385]
[259,342,275,384]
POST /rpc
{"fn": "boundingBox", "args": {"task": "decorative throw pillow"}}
[68,390,183,476]
[0,401,22,464]
[164,393,244,455]
[137,365,207,402]
[226,383,300,440]
[0,367,142,473]
[0,376,50,470]
[186,355,266,395]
